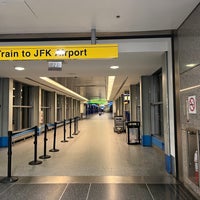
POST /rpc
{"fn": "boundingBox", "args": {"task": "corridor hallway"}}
[0,113,197,199]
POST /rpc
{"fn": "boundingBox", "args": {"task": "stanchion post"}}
[76,117,80,134]
[29,126,42,165]
[49,122,59,152]
[73,117,80,135]
[73,117,77,135]
[61,119,68,143]
[39,124,51,159]
[0,131,18,183]
[67,118,74,139]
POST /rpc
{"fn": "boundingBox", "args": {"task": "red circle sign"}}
[189,97,195,111]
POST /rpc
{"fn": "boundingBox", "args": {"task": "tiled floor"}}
[0,113,198,199]
[0,180,197,200]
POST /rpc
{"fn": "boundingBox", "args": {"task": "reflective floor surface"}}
[0,176,197,200]
[0,113,198,199]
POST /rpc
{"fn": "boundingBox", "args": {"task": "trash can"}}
[126,121,140,145]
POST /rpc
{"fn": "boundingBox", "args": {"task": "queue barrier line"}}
[0,126,38,183]
[73,117,80,135]
[0,116,81,184]
[12,126,37,142]
[0,131,18,183]
[49,122,59,152]
[67,118,74,139]
[39,124,51,159]
[29,126,43,165]
[61,119,69,143]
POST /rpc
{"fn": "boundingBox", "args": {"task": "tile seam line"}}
[0,183,16,196]
[146,183,155,200]
[86,183,92,200]
[58,183,68,200]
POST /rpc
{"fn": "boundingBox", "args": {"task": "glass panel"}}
[153,104,163,136]
[57,95,62,121]
[12,81,31,130]
[151,69,164,137]
[41,90,50,124]
[22,108,30,129]
[187,129,199,185]
[198,130,200,186]
[21,85,30,129]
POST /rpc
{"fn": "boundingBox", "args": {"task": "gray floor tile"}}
[147,184,179,200]
[0,183,14,195]
[60,183,90,200]
[0,184,66,200]
[87,183,152,200]
[0,113,170,177]
[148,184,198,200]
[0,114,196,199]
[170,184,198,200]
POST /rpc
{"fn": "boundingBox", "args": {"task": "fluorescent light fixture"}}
[110,65,119,69]
[186,63,198,67]
[124,94,130,101]
[180,84,200,92]
[40,77,88,101]
[15,66,25,71]
[107,76,115,100]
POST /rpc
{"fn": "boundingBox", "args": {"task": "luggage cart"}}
[114,115,125,133]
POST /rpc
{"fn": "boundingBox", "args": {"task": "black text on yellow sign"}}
[0,44,118,60]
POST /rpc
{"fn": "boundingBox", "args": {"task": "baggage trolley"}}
[114,115,125,133]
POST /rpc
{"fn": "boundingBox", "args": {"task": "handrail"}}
[12,126,36,137]
[11,117,80,143]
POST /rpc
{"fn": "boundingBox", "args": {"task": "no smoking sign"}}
[188,96,197,114]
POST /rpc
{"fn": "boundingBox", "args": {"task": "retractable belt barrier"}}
[29,126,43,165]
[67,118,74,139]
[0,131,18,183]
[0,117,81,184]
[73,117,80,135]
[49,122,59,152]
[61,119,69,143]
[39,124,51,159]
[1,126,39,183]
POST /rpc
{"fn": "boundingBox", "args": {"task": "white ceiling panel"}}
[0,0,199,101]
[0,0,198,33]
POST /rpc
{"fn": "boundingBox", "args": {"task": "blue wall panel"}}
[0,136,8,147]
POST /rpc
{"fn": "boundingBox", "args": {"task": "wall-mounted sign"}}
[0,44,118,60]
[48,61,62,71]
[188,95,197,114]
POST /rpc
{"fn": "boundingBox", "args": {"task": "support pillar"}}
[0,78,13,147]
[140,76,152,147]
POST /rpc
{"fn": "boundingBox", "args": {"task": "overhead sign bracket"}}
[91,28,96,44]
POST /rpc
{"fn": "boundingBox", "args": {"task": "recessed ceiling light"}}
[15,66,25,71]
[110,65,119,69]
[107,76,115,100]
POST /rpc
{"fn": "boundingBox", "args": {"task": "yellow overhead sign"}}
[0,44,118,60]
